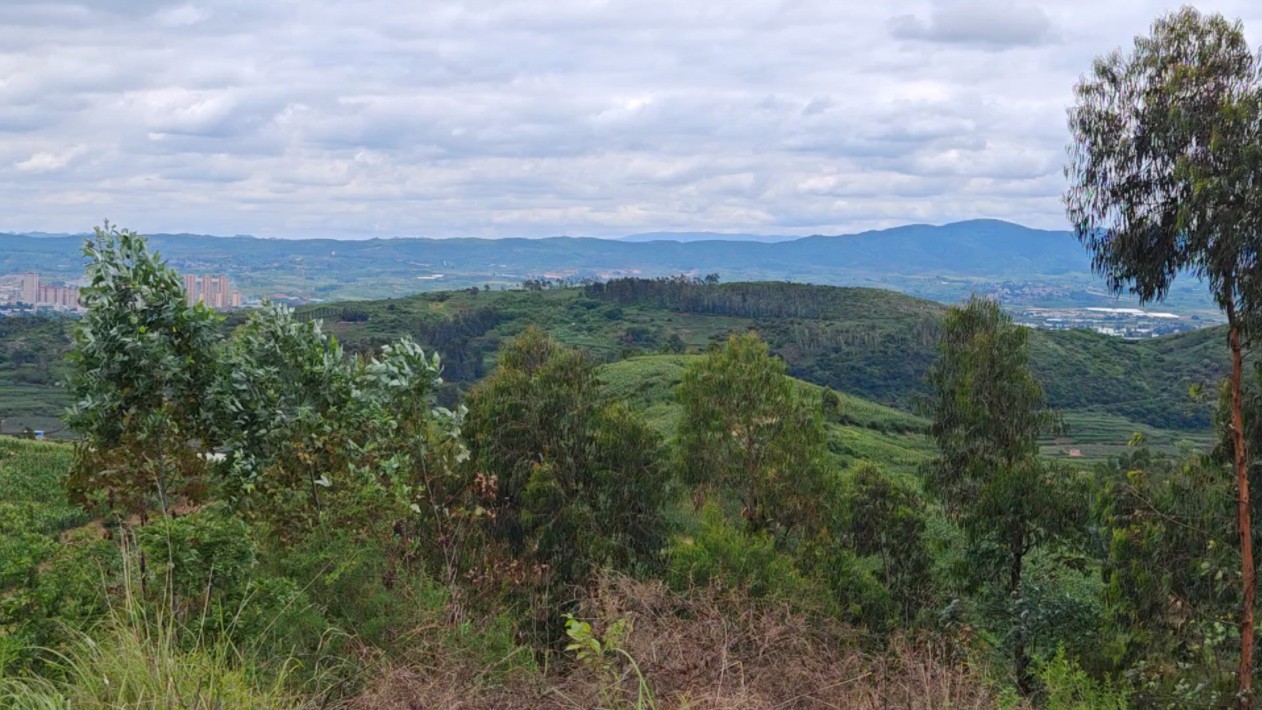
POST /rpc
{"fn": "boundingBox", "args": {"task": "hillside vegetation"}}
[5,226,1257,708]
[302,279,1224,431]
[0,317,71,436]
[0,279,1227,445]
[597,355,934,477]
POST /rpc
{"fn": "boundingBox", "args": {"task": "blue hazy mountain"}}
[0,219,1088,276]
[2,218,1149,309]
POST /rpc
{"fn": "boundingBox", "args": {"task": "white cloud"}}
[14,145,85,172]
[0,0,1259,237]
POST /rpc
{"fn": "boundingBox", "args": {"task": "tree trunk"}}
[1229,316,1255,710]
[1009,531,1032,697]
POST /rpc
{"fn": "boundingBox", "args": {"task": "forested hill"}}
[303,279,1227,430]
[0,279,1227,436]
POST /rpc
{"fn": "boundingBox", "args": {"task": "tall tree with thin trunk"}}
[926,296,1079,696]
[677,332,831,541]
[1065,8,1262,706]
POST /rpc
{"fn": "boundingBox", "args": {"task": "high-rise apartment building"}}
[176,273,241,311]
[21,272,38,304]
[19,278,80,310]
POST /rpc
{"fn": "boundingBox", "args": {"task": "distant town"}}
[0,272,244,314]
[1010,305,1211,338]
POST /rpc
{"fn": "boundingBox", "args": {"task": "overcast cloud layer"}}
[2,0,1260,238]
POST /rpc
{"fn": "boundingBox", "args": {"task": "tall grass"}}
[0,622,302,709]
[0,542,313,710]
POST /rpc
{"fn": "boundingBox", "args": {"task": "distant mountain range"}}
[0,218,1087,275]
[0,219,1218,316]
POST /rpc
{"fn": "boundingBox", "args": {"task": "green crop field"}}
[1041,410,1216,462]
[0,438,80,587]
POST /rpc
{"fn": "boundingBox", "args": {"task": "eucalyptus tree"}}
[927,296,1082,696]
[1065,9,1262,701]
[463,327,670,600]
[676,331,831,541]
[66,223,222,521]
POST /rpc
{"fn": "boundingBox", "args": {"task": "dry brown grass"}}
[348,575,1006,710]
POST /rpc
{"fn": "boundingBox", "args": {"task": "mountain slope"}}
[596,354,935,477]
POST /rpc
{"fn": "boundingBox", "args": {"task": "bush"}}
[799,540,895,633]
[0,527,119,674]
[842,463,936,624]
[667,503,824,607]
[1037,647,1129,709]
[136,509,257,615]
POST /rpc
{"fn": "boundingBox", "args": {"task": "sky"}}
[2,0,1260,239]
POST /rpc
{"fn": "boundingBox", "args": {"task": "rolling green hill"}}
[0,280,1231,444]
[307,280,1226,431]
[0,317,72,437]
[596,355,935,477]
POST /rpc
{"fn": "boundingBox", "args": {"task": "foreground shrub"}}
[0,526,119,674]
[1035,647,1129,710]
[667,502,822,606]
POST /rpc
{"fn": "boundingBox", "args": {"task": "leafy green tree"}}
[843,462,934,624]
[1066,9,1262,701]
[463,327,670,598]
[820,388,843,422]
[665,332,686,354]
[349,337,477,599]
[216,305,477,602]
[66,223,222,520]
[1103,450,1241,705]
[927,296,1084,696]
[212,303,354,527]
[676,332,830,539]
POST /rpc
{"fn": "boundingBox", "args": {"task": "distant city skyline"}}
[9,271,242,312]
[184,273,242,310]
[17,272,81,312]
